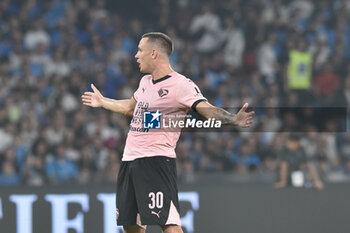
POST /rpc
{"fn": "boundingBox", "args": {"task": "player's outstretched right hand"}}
[81,84,104,108]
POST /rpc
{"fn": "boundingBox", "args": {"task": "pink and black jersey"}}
[122,71,207,161]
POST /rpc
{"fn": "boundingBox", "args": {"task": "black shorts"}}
[116,156,181,227]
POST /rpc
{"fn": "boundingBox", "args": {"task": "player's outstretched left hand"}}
[234,103,255,128]
[81,84,104,108]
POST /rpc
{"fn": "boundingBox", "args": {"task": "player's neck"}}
[151,64,173,80]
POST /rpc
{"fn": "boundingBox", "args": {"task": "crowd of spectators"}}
[1,0,350,186]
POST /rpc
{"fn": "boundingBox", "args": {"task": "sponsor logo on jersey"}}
[151,210,161,218]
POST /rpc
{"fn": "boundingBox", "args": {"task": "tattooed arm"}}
[195,101,255,128]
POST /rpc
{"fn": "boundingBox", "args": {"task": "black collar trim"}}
[152,75,171,84]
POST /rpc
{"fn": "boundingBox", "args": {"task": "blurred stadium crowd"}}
[1,0,350,186]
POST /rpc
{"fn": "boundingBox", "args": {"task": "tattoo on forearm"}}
[211,107,236,125]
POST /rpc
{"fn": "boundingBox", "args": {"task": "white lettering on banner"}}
[45,194,89,233]
[9,195,38,233]
[96,193,124,233]
[179,192,200,233]
[96,192,198,233]
[4,191,199,233]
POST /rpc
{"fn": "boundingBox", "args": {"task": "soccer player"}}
[81,32,254,233]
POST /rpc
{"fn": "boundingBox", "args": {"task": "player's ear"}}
[151,49,158,59]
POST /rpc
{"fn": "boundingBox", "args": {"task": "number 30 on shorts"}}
[148,192,163,209]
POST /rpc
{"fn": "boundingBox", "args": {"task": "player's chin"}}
[139,67,148,73]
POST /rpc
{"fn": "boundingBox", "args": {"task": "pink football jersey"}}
[122,71,207,161]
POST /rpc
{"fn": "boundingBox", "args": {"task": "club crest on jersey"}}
[158,88,169,97]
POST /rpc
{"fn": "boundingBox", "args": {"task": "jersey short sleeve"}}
[176,78,207,111]
[133,76,145,101]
